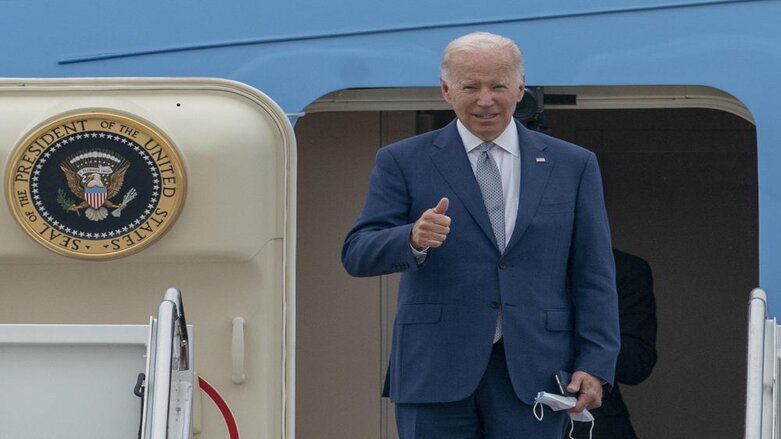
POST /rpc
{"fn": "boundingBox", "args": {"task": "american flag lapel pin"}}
[536,157,546,163]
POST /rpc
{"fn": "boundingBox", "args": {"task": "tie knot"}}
[477,142,495,153]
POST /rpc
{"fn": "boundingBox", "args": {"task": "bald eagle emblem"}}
[59,149,138,221]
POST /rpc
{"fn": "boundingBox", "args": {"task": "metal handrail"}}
[745,288,772,439]
[164,287,190,371]
[148,300,176,439]
[142,288,193,439]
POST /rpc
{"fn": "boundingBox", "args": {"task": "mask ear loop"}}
[567,418,595,439]
[533,401,544,421]
[568,414,594,439]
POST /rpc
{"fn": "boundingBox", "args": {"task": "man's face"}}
[441,49,524,142]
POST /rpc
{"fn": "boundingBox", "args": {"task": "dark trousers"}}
[395,340,567,439]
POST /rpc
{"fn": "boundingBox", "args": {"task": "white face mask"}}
[533,391,595,439]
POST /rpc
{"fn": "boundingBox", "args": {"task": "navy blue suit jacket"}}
[342,119,620,405]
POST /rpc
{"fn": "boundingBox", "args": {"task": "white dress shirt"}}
[457,120,521,247]
[411,120,521,260]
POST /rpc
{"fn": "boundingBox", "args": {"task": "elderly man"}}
[342,32,619,438]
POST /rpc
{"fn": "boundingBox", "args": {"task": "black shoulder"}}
[613,248,652,276]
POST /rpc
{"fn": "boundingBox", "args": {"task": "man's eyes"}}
[460,85,507,90]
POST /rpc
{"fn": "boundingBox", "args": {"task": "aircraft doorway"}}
[294,92,757,439]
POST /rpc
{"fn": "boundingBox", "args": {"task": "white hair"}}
[441,32,524,85]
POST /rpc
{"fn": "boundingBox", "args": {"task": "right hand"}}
[410,197,451,250]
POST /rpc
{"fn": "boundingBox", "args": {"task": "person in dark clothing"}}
[571,248,657,439]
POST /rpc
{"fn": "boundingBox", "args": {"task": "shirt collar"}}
[457,119,520,157]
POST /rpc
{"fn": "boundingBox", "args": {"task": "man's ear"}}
[440,78,452,104]
[517,74,526,102]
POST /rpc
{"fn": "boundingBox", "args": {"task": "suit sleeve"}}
[342,147,421,277]
[615,254,658,385]
[569,153,621,387]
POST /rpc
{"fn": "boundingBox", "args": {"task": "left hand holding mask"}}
[533,391,594,422]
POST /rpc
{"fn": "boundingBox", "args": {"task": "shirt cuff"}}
[410,244,429,265]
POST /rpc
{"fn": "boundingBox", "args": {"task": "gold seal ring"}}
[5,111,187,260]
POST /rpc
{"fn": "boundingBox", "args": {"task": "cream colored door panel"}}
[0,78,296,439]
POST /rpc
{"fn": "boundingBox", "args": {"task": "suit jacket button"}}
[490,301,500,309]
[498,262,507,269]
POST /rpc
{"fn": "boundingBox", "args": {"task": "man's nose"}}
[477,88,494,106]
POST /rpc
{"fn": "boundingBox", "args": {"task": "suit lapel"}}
[429,121,498,249]
[505,122,553,253]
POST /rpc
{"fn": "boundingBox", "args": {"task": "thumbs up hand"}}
[410,197,451,250]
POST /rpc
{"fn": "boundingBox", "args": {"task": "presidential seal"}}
[6,112,186,259]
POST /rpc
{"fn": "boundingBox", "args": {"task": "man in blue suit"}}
[342,32,620,438]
